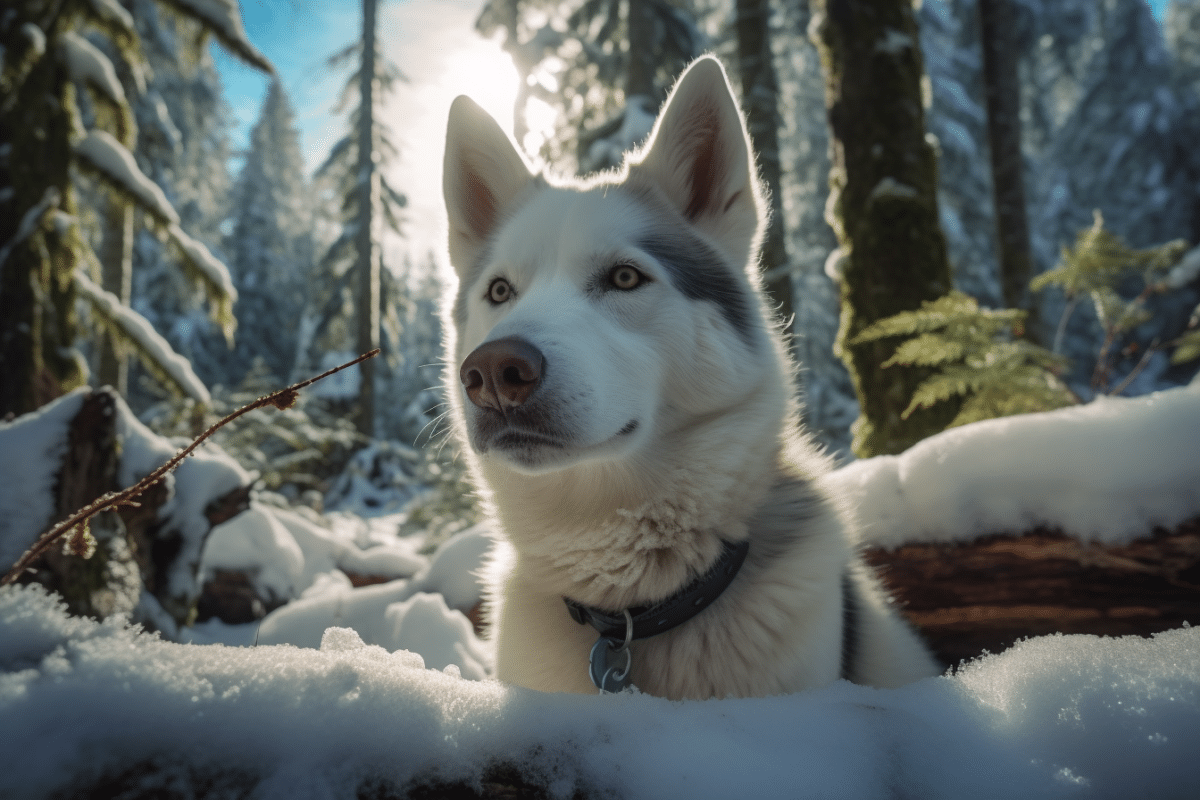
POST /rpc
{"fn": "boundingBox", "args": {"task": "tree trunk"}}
[978,0,1038,337]
[735,0,795,334]
[97,201,134,394]
[354,0,380,438]
[0,11,85,418]
[810,0,957,457]
[626,0,655,99]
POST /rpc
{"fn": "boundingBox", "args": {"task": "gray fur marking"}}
[639,227,756,343]
[744,472,833,566]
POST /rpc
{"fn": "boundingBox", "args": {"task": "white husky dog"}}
[441,56,939,700]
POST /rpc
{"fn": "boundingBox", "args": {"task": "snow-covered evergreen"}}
[125,0,243,400]
[224,79,313,386]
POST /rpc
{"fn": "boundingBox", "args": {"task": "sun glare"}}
[434,37,519,138]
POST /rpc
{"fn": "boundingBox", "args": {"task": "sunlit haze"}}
[217,0,523,271]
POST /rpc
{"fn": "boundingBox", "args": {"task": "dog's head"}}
[442,56,789,487]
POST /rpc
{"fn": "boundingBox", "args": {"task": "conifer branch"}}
[1,349,380,587]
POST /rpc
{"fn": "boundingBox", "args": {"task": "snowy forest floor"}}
[1,378,1199,798]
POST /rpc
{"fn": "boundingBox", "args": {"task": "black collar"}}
[563,538,750,642]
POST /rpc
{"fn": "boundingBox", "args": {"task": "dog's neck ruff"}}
[563,538,750,692]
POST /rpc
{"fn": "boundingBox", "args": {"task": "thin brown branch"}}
[1,349,380,587]
[1107,338,1161,397]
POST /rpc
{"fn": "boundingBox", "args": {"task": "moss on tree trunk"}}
[810,0,957,457]
[0,7,88,417]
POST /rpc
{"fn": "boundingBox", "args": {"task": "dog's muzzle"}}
[460,336,544,412]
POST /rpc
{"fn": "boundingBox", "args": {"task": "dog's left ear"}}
[630,56,764,268]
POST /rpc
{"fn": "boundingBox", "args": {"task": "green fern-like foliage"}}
[1032,212,1190,383]
[852,292,1076,428]
[1031,211,1185,297]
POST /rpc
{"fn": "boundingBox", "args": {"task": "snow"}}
[876,29,914,55]
[169,0,272,73]
[323,440,426,516]
[167,223,238,303]
[113,401,249,609]
[869,176,919,202]
[198,502,428,602]
[0,389,89,571]
[584,96,657,172]
[87,0,134,32]
[58,30,125,106]
[75,271,211,404]
[1165,245,1200,290]
[21,23,45,57]
[1,583,1198,799]
[74,130,180,225]
[826,381,1200,549]
[0,186,59,271]
[201,506,305,599]
[253,524,493,679]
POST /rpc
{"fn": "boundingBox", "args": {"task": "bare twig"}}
[1107,338,1160,397]
[1,349,380,587]
[1051,294,1078,356]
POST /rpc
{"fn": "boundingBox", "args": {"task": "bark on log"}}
[866,518,1200,667]
[35,387,140,619]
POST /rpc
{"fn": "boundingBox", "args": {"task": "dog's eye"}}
[609,264,645,291]
[487,278,513,304]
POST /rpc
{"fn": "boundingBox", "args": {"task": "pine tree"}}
[301,0,406,437]
[127,0,241,398]
[225,79,312,387]
[0,0,271,417]
[809,0,958,457]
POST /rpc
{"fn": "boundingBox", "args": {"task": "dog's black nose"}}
[460,337,544,411]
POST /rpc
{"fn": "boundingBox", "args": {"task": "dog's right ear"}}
[443,97,533,275]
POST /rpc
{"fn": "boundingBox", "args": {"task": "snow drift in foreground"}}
[1,585,1197,800]
[827,380,1200,548]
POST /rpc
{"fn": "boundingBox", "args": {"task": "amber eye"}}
[609,264,644,291]
[487,278,513,304]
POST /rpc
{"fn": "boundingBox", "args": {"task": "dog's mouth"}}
[490,427,568,451]
[470,410,641,471]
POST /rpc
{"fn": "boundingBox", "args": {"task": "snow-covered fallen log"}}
[826,380,1200,548]
[825,380,1200,665]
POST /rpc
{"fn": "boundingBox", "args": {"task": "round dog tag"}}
[588,636,632,693]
